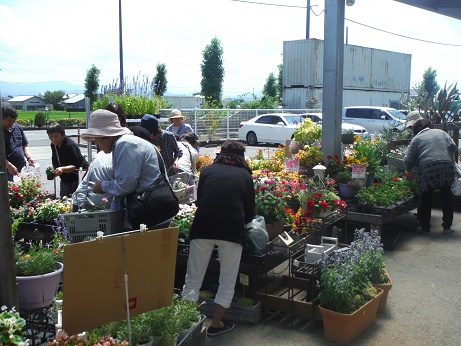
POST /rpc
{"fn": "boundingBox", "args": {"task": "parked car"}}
[238,113,306,145]
[301,113,368,136]
[342,106,406,134]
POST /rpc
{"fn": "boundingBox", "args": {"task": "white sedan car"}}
[238,113,368,145]
[238,113,306,145]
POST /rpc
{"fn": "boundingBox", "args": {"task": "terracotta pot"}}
[16,262,63,310]
[373,269,392,313]
[319,288,383,345]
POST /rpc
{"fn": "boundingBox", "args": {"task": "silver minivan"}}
[342,106,406,134]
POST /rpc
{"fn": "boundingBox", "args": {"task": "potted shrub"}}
[318,228,383,344]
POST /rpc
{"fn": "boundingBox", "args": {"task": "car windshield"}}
[387,109,407,121]
[283,115,305,125]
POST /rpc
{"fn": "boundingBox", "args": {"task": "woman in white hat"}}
[81,109,172,230]
[165,109,193,137]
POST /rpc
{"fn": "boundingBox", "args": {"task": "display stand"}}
[19,305,56,346]
[255,211,346,328]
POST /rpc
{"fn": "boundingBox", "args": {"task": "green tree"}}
[419,67,440,111]
[263,72,278,99]
[84,64,101,104]
[43,90,65,110]
[277,63,283,100]
[154,63,168,96]
[200,37,224,107]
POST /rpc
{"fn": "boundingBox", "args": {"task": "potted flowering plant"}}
[45,165,55,180]
[0,305,28,346]
[14,228,69,309]
[34,197,73,224]
[8,174,47,209]
[170,203,197,244]
[318,228,383,344]
[355,177,419,207]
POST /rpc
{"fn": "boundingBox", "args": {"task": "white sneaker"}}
[443,228,454,234]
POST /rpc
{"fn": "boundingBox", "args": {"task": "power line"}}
[229,0,305,9]
[346,18,461,47]
[229,0,461,47]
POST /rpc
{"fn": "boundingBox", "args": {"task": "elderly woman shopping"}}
[80,109,177,230]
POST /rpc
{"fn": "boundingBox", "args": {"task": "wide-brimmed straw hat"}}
[404,111,423,127]
[81,109,130,140]
[168,109,186,122]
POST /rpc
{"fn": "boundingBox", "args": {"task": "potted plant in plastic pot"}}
[0,305,28,346]
[318,228,383,344]
[14,229,68,310]
[253,172,289,240]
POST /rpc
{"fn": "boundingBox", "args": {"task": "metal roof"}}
[62,94,85,104]
[8,95,35,102]
[394,0,461,20]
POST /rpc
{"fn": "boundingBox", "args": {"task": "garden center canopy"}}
[394,0,461,20]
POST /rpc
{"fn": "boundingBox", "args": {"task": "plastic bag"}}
[451,163,461,196]
[246,215,269,256]
[451,178,461,196]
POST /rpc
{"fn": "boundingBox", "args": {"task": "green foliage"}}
[355,177,418,207]
[319,229,381,314]
[263,72,278,99]
[430,82,461,123]
[0,306,27,346]
[254,174,289,224]
[240,97,278,109]
[306,96,321,109]
[293,117,322,145]
[294,145,323,167]
[84,64,101,105]
[277,63,283,100]
[154,63,168,96]
[92,94,166,116]
[15,230,68,276]
[200,37,224,107]
[44,90,65,110]
[34,112,46,127]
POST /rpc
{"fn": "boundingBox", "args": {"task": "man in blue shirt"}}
[2,106,37,181]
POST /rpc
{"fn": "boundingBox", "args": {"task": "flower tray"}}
[304,236,338,264]
[60,209,126,243]
[198,298,262,325]
[347,197,416,215]
[386,156,406,173]
[255,276,321,320]
[177,314,206,346]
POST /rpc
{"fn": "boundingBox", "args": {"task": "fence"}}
[155,108,321,143]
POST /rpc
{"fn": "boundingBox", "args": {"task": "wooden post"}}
[0,115,18,308]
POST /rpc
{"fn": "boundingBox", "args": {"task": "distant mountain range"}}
[0,81,85,97]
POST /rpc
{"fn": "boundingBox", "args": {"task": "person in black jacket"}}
[47,123,89,198]
[182,140,255,337]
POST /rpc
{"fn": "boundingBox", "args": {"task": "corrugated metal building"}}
[283,38,411,109]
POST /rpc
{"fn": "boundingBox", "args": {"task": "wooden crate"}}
[255,276,321,320]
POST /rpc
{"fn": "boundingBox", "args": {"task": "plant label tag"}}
[352,164,366,178]
[285,158,300,172]
[239,273,249,286]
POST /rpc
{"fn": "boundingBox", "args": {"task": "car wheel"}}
[246,132,258,146]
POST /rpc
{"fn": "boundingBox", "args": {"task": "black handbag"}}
[126,150,179,227]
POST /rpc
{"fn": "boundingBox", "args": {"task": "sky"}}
[0,0,460,97]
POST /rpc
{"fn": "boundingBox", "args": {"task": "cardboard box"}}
[62,227,179,335]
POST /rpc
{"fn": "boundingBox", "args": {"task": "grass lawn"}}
[17,111,86,121]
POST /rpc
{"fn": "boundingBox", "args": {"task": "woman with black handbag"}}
[81,109,179,231]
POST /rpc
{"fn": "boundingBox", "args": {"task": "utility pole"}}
[0,111,18,309]
[306,0,311,39]
[119,0,124,95]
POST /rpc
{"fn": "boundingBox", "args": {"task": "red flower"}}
[314,193,322,199]
[306,199,315,208]
[373,182,379,186]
